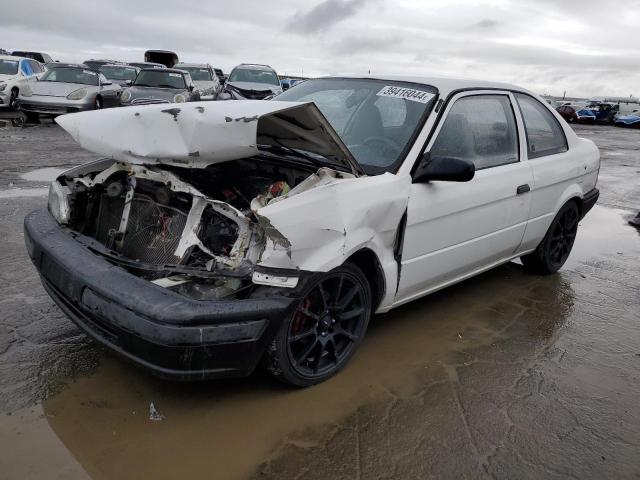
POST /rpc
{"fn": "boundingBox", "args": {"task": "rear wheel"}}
[521,201,579,274]
[265,264,372,387]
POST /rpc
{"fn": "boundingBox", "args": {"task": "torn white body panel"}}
[55,100,363,175]
[255,172,411,311]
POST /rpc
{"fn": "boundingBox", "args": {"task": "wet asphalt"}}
[0,112,639,479]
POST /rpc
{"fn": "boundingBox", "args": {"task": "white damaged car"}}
[24,76,600,386]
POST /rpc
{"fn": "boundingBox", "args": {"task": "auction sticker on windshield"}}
[377,86,434,104]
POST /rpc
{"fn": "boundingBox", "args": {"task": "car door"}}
[511,93,586,252]
[395,91,533,305]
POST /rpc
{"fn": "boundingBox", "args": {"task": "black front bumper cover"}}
[24,208,299,380]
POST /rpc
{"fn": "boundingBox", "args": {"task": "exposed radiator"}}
[96,194,188,265]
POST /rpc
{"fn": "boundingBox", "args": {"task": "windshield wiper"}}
[260,141,345,171]
[157,84,179,89]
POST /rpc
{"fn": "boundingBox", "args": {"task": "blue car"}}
[575,108,596,123]
[614,112,640,128]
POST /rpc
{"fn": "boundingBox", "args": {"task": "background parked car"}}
[11,51,53,63]
[213,67,225,85]
[144,50,178,68]
[119,68,199,105]
[98,64,140,87]
[224,63,282,99]
[556,105,596,123]
[45,62,88,70]
[173,63,221,100]
[18,66,121,121]
[587,102,618,124]
[614,112,640,128]
[83,59,125,72]
[0,55,44,110]
[128,61,166,70]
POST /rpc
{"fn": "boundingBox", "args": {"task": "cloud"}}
[286,0,371,34]
[473,19,500,28]
[1,0,640,97]
[330,34,404,55]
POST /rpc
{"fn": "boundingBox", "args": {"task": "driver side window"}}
[430,94,519,170]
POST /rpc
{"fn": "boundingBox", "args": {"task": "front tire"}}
[94,97,103,110]
[265,264,372,387]
[521,201,579,274]
[9,88,19,110]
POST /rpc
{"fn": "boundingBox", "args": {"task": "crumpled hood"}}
[55,100,364,175]
[31,81,89,97]
[228,81,279,93]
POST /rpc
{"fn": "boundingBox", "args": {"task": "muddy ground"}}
[0,113,639,479]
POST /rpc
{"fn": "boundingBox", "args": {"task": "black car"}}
[119,68,200,105]
[128,62,166,70]
[99,64,141,87]
[83,59,125,72]
[12,50,53,63]
[45,62,88,70]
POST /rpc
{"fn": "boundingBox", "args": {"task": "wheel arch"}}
[344,248,386,313]
[552,183,585,220]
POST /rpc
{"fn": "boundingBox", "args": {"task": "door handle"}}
[516,184,530,195]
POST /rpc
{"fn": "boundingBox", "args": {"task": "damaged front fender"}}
[254,171,411,310]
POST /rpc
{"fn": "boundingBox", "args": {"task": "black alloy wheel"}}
[9,88,18,110]
[521,201,579,274]
[266,264,371,386]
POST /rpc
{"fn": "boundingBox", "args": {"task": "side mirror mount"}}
[413,152,475,183]
[188,85,195,92]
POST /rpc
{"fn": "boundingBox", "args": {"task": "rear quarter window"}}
[515,93,568,159]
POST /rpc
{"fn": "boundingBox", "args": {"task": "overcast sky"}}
[2,0,640,98]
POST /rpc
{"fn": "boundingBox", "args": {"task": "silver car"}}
[173,63,222,100]
[223,63,282,99]
[18,66,122,120]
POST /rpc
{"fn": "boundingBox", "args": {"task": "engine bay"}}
[55,156,324,300]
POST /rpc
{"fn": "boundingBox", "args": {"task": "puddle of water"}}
[2,206,637,480]
[20,167,66,183]
[0,187,49,199]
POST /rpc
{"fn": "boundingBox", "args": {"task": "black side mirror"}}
[189,85,195,92]
[125,80,132,86]
[413,153,475,183]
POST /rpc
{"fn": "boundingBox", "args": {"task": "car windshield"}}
[179,67,212,81]
[40,68,99,86]
[277,78,437,174]
[0,59,19,75]
[229,68,279,85]
[134,70,186,88]
[100,66,138,80]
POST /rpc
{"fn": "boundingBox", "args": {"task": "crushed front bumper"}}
[24,208,298,380]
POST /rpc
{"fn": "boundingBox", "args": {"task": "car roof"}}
[175,63,209,68]
[140,67,186,73]
[234,63,276,71]
[332,74,533,98]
